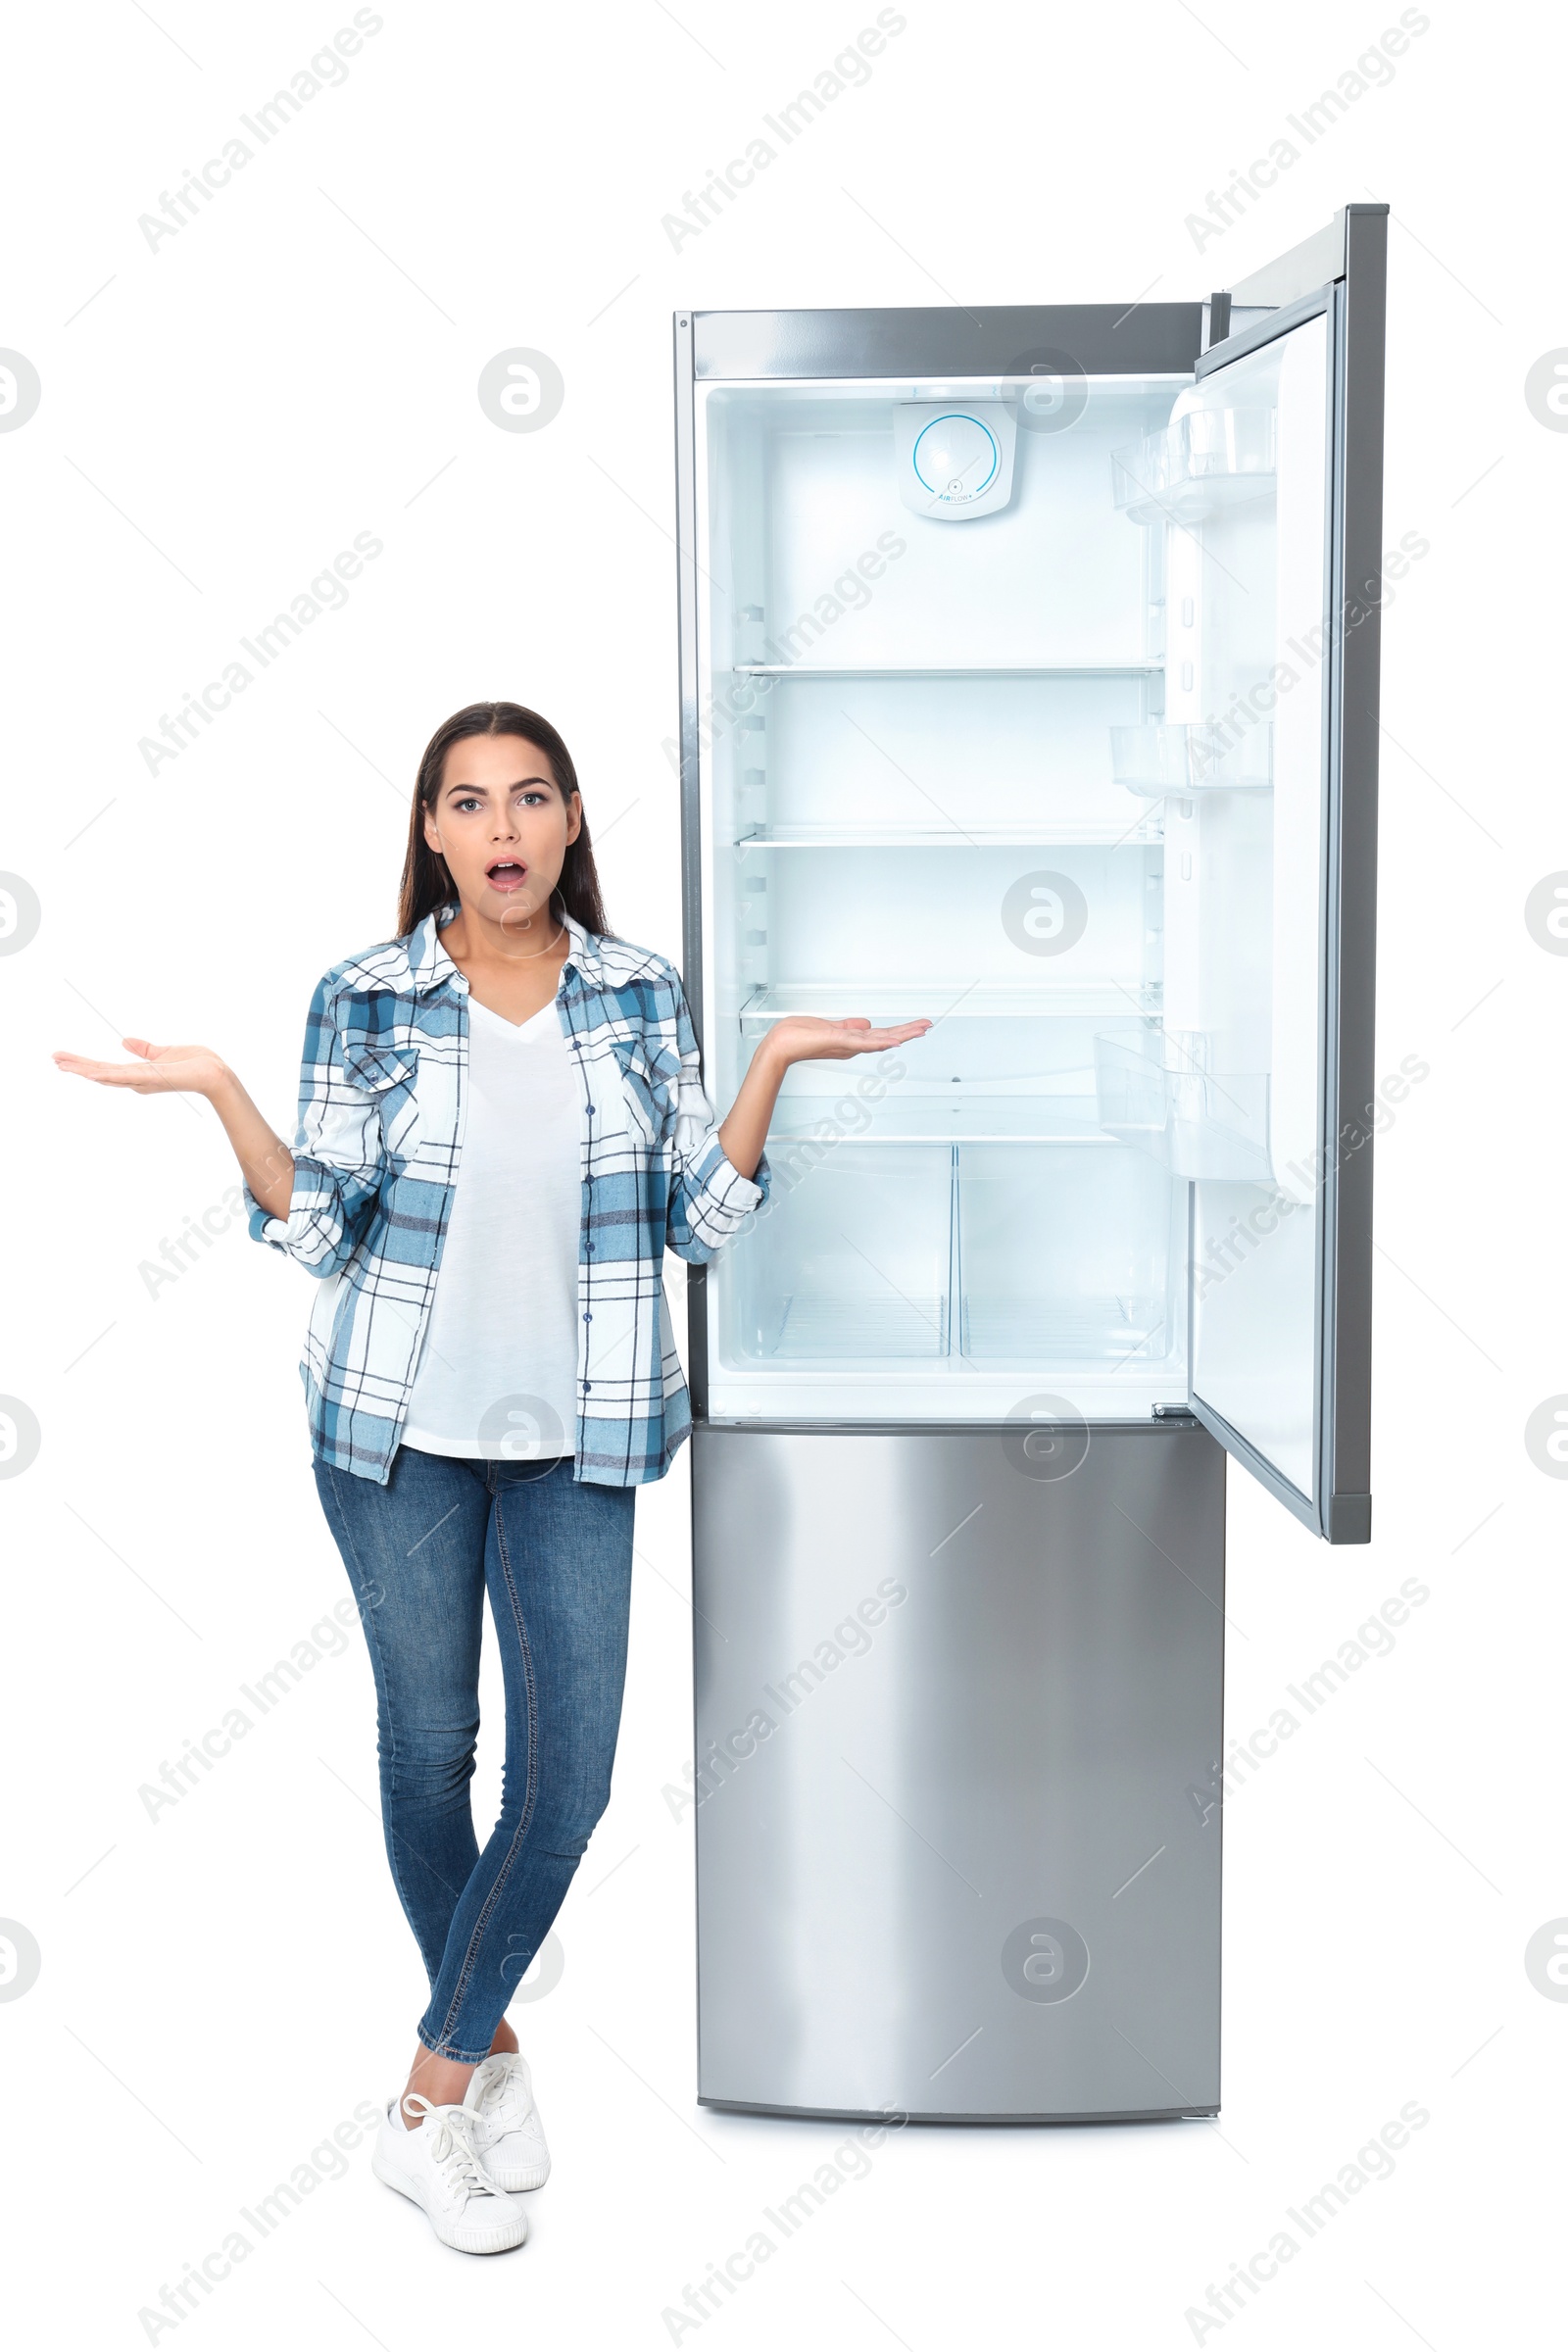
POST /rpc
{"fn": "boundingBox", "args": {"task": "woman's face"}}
[422,732,581,934]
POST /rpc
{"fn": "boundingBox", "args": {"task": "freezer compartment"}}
[691,1424,1225,2122]
[957,1143,1179,1363]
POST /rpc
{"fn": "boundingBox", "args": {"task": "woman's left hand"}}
[716,1015,931,1180]
[759,1014,932,1069]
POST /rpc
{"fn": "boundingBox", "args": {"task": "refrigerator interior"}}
[694,333,1327,1428]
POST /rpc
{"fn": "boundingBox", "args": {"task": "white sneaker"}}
[371,2091,528,2253]
[462,2052,552,2192]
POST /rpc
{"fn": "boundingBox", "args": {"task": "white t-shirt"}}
[401,994,581,1461]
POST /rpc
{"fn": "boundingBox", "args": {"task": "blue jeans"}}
[313,1446,636,2063]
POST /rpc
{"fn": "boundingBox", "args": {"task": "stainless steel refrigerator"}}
[671,204,1386,2122]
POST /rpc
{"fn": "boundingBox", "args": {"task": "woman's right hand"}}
[56,1037,297,1219]
[53,1037,231,1099]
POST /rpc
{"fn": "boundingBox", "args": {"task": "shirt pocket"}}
[606,1038,681,1152]
[339,1037,421,1164]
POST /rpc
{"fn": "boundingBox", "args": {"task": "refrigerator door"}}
[1175,207,1386,1544]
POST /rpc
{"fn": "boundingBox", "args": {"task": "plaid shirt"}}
[244,902,767,1487]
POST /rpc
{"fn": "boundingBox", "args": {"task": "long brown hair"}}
[396,702,612,940]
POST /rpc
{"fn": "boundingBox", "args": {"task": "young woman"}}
[55,701,929,2256]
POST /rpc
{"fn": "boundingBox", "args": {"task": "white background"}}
[3,0,1562,2344]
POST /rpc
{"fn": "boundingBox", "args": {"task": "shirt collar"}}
[559,907,607,985]
[402,900,606,995]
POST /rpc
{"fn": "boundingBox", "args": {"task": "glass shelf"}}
[727,662,1163,680]
[769,1101,1123,1146]
[731,819,1165,849]
[740,980,1161,1023]
[1111,408,1276,526]
[1110,720,1272,797]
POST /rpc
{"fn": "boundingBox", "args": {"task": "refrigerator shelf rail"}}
[728,662,1166,680]
[730,820,1166,848]
[739,980,1163,1022]
[770,1120,1131,1146]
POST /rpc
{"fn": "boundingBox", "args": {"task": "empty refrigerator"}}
[673,205,1386,2119]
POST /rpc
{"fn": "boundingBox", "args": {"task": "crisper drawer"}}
[957,1144,1178,1363]
[723,1143,953,1362]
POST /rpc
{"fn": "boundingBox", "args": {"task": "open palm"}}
[769,1015,932,1065]
[52,1037,227,1098]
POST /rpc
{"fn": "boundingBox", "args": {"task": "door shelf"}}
[1095,1032,1272,1181]
[740,980,1161,1024]
[1111,408,1276,526]
[1111,720,1272,797]
[731,819,1165,849]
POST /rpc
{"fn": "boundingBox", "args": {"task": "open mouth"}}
[485,858,528,892]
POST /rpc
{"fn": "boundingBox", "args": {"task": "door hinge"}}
[1152,1404,1200,1424]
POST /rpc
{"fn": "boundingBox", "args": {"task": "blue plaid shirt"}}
[244,902,767,1486]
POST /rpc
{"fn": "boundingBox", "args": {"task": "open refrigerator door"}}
[681,209,1383,1543]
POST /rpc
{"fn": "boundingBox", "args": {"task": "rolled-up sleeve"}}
[664,988,770,1264]
[243,975,386,1279]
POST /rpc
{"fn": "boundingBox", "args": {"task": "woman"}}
[54,701,928,2255]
